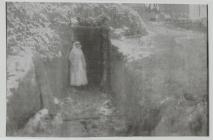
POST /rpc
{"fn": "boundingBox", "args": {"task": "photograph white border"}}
[0,0,212,139]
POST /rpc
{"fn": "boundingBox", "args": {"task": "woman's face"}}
[76,42,81,48]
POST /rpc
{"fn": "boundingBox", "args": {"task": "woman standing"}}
[69,41,88,86]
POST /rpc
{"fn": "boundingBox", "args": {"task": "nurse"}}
[69,41,88,86]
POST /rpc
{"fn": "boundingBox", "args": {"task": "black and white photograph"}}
[5,0,209,137]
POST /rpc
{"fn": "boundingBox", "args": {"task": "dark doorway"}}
[72,26,104,87]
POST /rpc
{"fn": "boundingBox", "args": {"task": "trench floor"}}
[18,87,127,137]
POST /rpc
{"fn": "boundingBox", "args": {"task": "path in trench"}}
[19,87,126,137]
[58,87,122,137]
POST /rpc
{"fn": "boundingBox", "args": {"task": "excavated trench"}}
[7,19,208,137]
[7,24,160,136]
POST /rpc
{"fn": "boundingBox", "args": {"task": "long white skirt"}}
[69,48,88,86]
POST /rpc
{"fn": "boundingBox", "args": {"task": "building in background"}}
[159,4,207,22]
[189,5,207,21]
